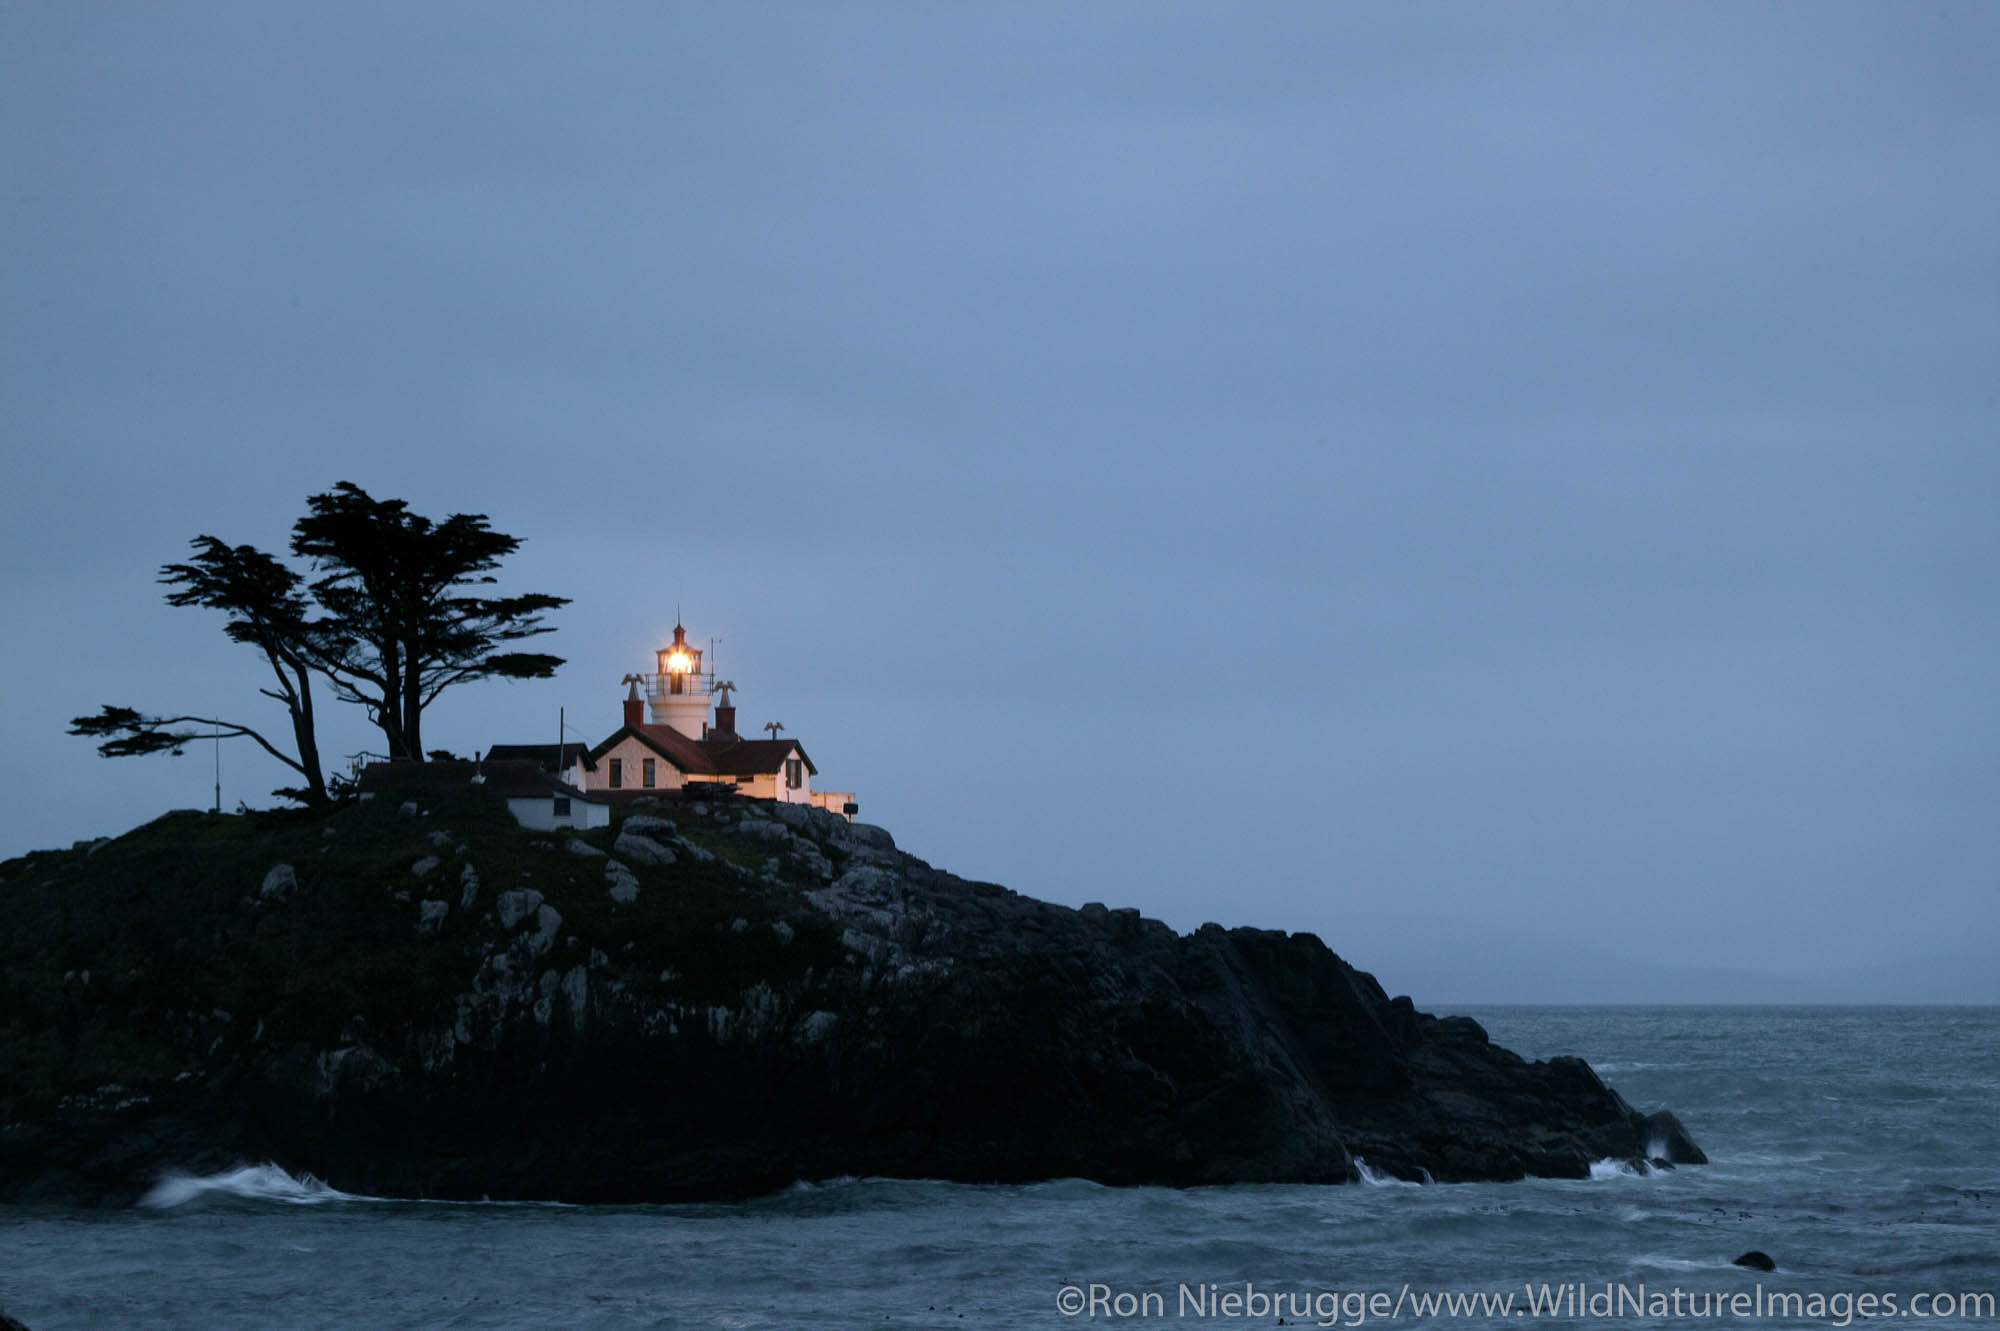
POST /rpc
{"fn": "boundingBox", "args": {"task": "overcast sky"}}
[4,4,1995,1002]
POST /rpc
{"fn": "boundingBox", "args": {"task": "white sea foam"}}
[1588,1158,1654,1180]
[1353,1157,1420,1187]
[1633,1253,1723,1273]
[139,1163,371,1208]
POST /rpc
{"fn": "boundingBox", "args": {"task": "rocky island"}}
[0,775,1702,1205]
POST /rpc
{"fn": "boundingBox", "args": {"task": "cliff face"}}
[0,782,1701,1205]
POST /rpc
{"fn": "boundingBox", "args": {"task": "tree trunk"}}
[401,657,424,762]
[289,662,329,806]
[378,706,412,763]
[376,638,413,761]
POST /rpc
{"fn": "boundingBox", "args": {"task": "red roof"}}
[583,725,815,777]
[699,736,816,777]
[585,724,719,774]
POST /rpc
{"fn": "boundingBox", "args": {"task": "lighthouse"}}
[646,621,711,739]
[486,610,857,818]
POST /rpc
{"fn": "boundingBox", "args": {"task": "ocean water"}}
[3,1006,1996,1329]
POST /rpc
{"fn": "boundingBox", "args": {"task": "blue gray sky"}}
[5,4,1995,1002]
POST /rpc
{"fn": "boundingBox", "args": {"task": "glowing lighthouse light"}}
[648,620,712,738]
[655,622,703,695]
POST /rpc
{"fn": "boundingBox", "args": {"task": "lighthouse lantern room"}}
[648,622,712,738]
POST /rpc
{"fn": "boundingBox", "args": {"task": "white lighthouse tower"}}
[646,621,712,739]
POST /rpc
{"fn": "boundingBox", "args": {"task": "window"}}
[553,796,571,817]
[642,758,656,789]
[785,757,803,790]
[609,758,623,789]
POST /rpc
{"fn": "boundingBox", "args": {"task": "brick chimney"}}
[623,680,645,729]
[712,703,737,740]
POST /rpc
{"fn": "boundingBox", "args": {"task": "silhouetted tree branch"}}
[70,537,330,805]
[291,483,569,762]
[67,705,318,786]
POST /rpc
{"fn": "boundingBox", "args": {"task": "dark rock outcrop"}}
[0,791,1703,1205]
[1732,1251,1777,1272]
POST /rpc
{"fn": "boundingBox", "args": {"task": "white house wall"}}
[578,736,823,806]
[779,745,811,805]
[505,796,612,832]
[720,745,811,804]
[586,736,689,794]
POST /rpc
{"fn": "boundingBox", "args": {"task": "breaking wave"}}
[139,1163,372,1208]
[1353,1158,1422,1187]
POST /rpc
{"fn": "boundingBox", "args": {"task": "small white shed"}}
[483,764,613,831]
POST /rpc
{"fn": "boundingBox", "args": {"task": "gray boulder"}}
[622,814,677,838]
[495,888,544,930]
[417,899,448,936]
[613,831,675,866]
[671,836,715,863]
[733,817,792,844]
[792,842,834,881]
[847,823,895,852]
[764,802,817,830]
[528,904,563,956]
[259,865,297,902]
[606,860,640,905]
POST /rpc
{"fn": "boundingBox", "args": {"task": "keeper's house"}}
[487,620,858,819]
